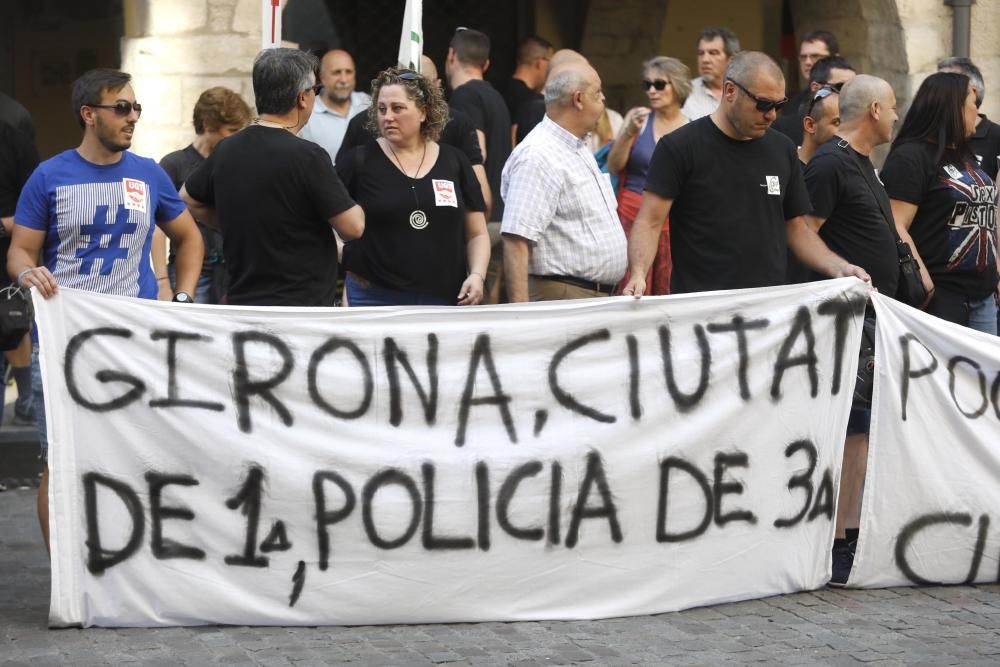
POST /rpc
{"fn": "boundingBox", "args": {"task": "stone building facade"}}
[4,1,999,161]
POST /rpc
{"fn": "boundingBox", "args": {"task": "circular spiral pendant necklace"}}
[386,141,428,230]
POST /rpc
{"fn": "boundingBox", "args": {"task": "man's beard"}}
[326,87,352,104]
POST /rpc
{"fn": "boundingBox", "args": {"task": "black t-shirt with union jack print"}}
[881,140,998,298]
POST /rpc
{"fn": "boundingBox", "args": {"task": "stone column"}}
[121,0,262,161]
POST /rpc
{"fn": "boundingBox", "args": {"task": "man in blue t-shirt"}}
[9,68,204,550]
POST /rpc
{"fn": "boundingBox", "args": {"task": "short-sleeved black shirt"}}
[449,79,511,219]
[336,107,483,166]
[804,138,898,297]
[337,143,485,300]
[970,114,1000,181]
[0,123,39,284]
[644,116,812,293]
[160,144,224,266]
[499,78,542,126]
[515,97,545,144]
[881,140,998,298]
[184,125,355,307]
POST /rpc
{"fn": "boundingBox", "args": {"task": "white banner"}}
[851,293,1000,587]
[38,280,868,627]
[397,0,422,71]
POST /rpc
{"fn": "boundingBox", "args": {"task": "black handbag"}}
[0,285,33,351]
[894,239,928,307]
[838,139,928,307]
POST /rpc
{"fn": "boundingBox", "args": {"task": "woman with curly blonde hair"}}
[337,67,489,306]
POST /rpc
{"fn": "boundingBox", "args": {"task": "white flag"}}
[397,0,423,71]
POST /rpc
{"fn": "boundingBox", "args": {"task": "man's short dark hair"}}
[252,48,318,115]
[516,35,553,66]
[450,28,490,70]
[809,56,855,86]
[697,27,740,56]
[801,30,840,55]
[938,56,985,107]
[71,69,131,128]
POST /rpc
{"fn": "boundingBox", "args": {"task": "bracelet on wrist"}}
[16,268,32,287]
[156,275,169,281]
[469,271,485,282]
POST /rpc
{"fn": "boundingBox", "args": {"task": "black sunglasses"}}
[729,80,787,112]
[87,101,142,118]
[642,78,671,91]
[310,83,323,95]
[806,85,837,117]
[398,70,421,81]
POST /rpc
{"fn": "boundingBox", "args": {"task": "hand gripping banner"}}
[37,279,868,627]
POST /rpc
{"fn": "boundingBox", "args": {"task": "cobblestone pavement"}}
[2,489,999,666]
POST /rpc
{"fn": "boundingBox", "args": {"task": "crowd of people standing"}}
[1,23,998,587]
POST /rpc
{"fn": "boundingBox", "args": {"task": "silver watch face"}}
[174,292,192,303]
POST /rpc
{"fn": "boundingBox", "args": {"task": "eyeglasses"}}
[310,83,323,95]
[87,101,142,118]
[642,78,671,91]
[806,85,837,117]
[728,79,787,112]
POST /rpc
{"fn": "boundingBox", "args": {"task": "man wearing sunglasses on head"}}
[773,56,856,148]
[9,68,205,551]
[623,51,869,299]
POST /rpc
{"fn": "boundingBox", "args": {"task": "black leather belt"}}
[530,274,615,295]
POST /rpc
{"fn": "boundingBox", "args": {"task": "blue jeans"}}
[968,293,998,335]
[345,273,452,307]
[31,343,47,461]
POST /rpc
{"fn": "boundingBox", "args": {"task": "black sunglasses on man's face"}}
[729,79,787,113]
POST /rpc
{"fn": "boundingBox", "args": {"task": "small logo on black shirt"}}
[760,175,780,196]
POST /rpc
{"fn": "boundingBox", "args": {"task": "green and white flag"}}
[397,0,423,71]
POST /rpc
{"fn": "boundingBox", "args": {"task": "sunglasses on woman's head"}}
[729,79,787,112]
[398,70,420,81]
[87,101,142,118]
[642,79,670,91]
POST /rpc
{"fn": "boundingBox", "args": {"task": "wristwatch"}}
[172,292,193,304]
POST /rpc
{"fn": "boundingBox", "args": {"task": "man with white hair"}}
[801,74,900,586]
[501,61,626,302]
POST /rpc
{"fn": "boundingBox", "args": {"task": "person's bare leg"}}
[835,433,868,538]
[38,462,50,552]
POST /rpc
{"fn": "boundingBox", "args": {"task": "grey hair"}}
[544,68,590,107]
[724,51,783,88]
[643,56,693,107]
[937,56,985,106]
[698,27,741,56]
[838,74,890,124]
[252,48,318,115]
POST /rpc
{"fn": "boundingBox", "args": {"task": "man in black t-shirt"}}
[0,121,39,429]
[182,48,363,307]
[773,56,855,148]
[938,57,1000,181]
[501,36,551,144]
[445,27,512,303]
[623,51,869,297]
[802,75,899,587]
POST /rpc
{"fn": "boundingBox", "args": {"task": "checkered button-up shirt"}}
[501,116,627,284]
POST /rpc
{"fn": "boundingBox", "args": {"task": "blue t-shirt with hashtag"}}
[15,149,185,299]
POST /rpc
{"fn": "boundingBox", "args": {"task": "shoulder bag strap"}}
[835,138,900,241]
